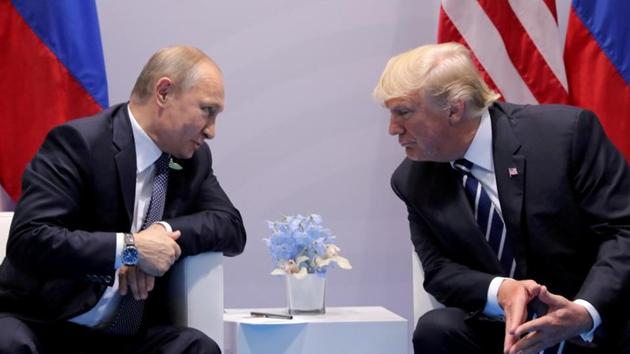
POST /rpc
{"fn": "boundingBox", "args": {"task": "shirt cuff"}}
[156,221,173,232]
[573,299,601,342]
[115,232,124,269]
[483,277,507,319]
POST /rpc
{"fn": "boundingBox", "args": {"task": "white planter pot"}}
[285,273,326,315]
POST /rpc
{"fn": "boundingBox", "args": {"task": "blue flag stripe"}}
[572,0,630,86]
[11,0,109,108]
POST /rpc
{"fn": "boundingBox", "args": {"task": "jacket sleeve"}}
[391,162,495,312]
[165,145,246,258]
[7,124,117,280]
[570,109,630,325]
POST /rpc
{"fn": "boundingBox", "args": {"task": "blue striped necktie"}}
[107,152,170,336]
[453,159,516,278]
[454,159,564,354]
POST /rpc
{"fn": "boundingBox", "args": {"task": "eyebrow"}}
[203,103,224,113]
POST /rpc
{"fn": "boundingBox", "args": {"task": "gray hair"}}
[131,45,219,102]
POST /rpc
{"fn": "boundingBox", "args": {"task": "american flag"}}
[437,0,630,162]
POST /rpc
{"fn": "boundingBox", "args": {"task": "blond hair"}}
[373,42,499,116]
[131,45,218,102]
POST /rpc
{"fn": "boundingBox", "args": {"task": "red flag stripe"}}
[437,6,505,101]
[439,0,568,106]
[507,0,567,90]
[477,0,568,104]
[440,0,538,104]
[0,1,102,201]
[542,0,558,22]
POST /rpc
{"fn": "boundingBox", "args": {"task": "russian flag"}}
[564,0,630,161]
[0,0,108,209]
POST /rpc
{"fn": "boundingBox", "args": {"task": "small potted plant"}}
[264,214,351,314]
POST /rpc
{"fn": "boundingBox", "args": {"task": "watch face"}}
[122,246,139,265]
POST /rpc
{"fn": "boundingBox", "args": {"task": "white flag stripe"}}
[441,0,538,104]
[508,0,568,90]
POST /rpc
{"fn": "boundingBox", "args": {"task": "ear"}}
[447,100,465,124]
[155,77,173,106]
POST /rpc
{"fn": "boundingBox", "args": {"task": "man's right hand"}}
[134,223,182,276]
[498,279,542,354]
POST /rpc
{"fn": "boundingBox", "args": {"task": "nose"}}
[388,116,404,136]
[203,122,215,139]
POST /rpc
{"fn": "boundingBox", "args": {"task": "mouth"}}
[399,140,416,147]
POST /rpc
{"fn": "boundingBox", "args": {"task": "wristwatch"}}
[121,233,139,266]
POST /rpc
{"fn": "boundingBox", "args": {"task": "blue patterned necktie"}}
[455,159,564,354]
[107,152,170,336]
[453,159,516,278]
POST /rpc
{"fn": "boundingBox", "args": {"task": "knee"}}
[413,308,467,353]
[178,327,220,354]
[0,317,39,354]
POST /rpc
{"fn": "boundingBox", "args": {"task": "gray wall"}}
[96,0,571,342]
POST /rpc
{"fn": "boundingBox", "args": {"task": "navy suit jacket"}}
[392,102,630,334]
[0,103,246,323]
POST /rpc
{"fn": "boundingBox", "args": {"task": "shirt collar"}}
[128,105,162,173]
[460,108,494,173]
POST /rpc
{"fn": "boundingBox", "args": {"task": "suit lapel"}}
[489,103,527,278]
[112,104,136,225]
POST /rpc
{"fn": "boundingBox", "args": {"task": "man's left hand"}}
[507,286,593,354]
[118,265,155,300]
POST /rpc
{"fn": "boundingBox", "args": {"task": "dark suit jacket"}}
[0,103,246,323]
[392,102,630,334]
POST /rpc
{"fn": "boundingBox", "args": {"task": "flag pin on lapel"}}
[508,167,518,178]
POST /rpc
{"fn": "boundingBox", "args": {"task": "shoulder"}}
[494,102,589,129]
[61,103,126,134]
[391,158,448,199]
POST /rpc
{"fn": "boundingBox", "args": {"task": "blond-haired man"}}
[375,42,630,354]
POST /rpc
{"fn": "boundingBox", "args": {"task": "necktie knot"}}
[453,158,473,173]
[155,153,170,174]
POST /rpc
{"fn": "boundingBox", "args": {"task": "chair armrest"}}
[167,252,224,350]
[0,212,13,261]
[412,250,442,325]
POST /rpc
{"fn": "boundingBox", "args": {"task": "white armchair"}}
[0,212,224,350]
[412,250,442,326]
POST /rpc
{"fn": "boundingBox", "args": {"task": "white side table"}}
[224,306,408,354]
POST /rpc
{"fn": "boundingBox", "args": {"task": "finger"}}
[146,274,155,292]
[127,267,140,300]
[137,271,148,300]
[504,302,529,352]
[505,299,529,334]
[504,329,517,354]
[537,286,564,307]
[514,315,550,338]
[173,242,182,260]
[510,331,551,354]
[118,267,128,295]
[169,230,181,240]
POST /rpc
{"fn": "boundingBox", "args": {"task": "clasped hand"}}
[499,279,592,354]
[118,223,182,300]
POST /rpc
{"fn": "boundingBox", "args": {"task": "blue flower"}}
[265,214,352,278]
